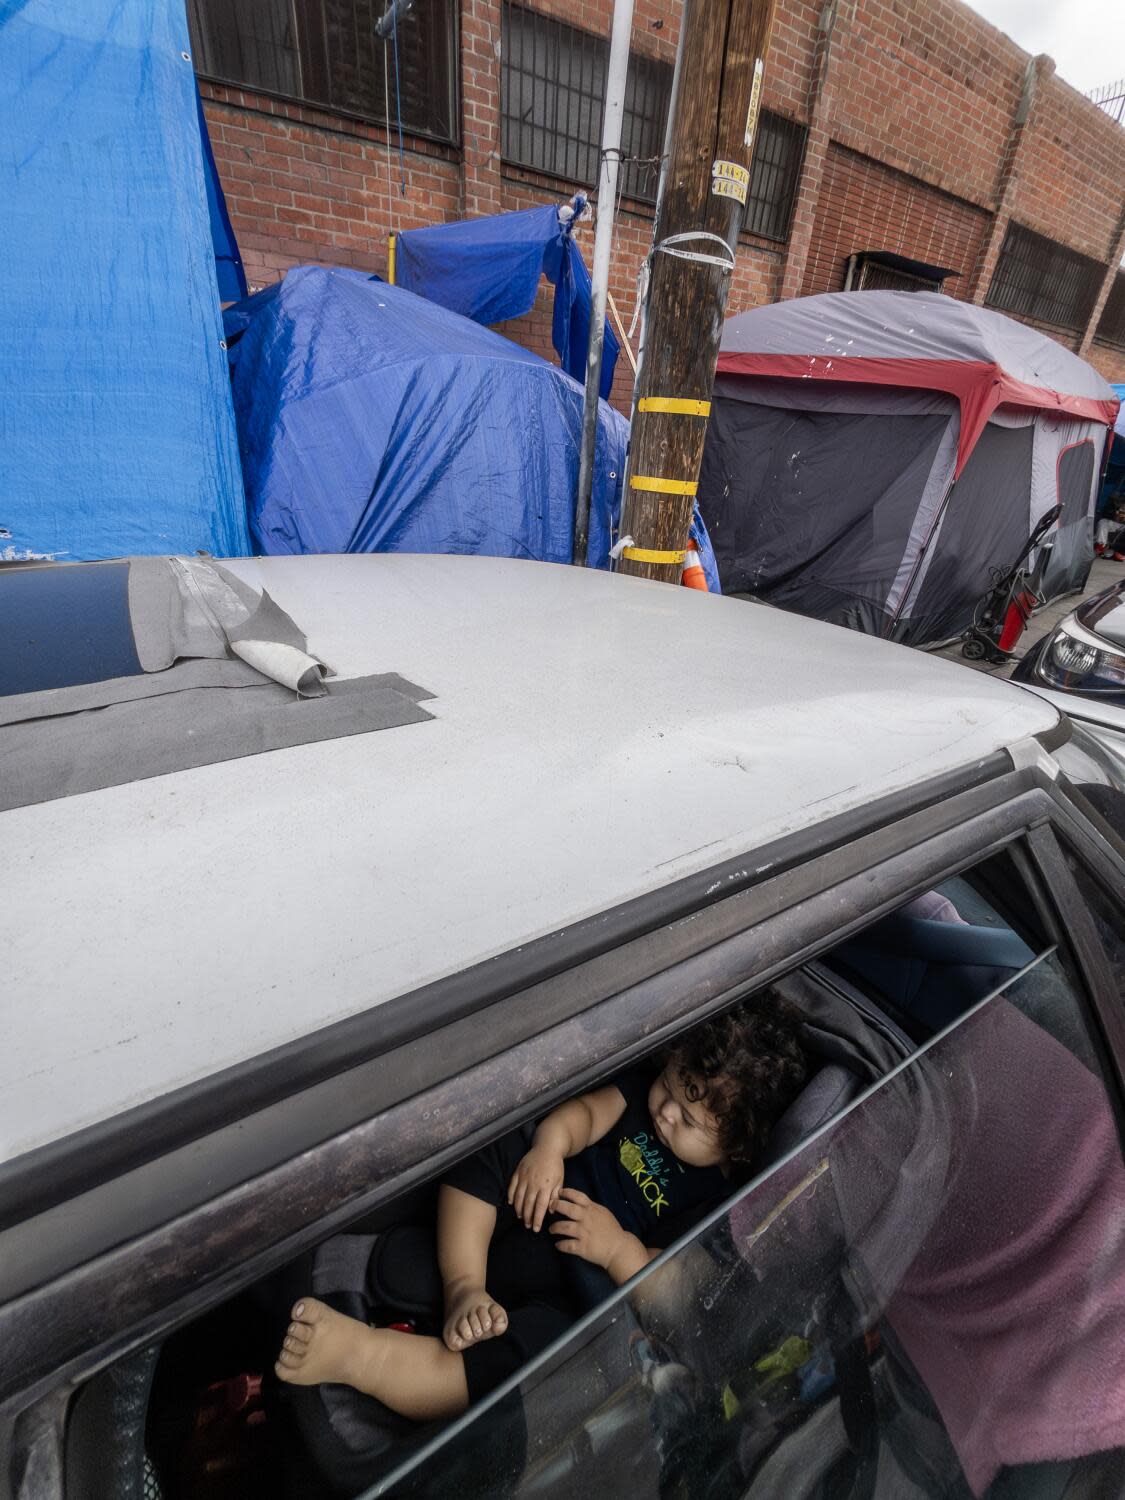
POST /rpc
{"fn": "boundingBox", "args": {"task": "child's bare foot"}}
[275,1298,386,1390]
[442,1284,508,1352]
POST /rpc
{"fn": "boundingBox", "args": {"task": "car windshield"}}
[0,563,142,696]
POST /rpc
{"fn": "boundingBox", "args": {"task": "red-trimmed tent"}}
[699,290,1119,645]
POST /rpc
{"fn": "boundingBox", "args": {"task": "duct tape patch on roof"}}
[0,558,434,810]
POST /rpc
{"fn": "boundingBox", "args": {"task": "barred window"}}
[1095,270,1125,350]
[985,222,1104,333]
[744,112,804,242]
[186,0,459,144]
[501,1,804,236]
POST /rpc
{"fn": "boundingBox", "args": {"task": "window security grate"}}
[501,2,804,235]
[186,0,459,144]
[985,222,1104,333]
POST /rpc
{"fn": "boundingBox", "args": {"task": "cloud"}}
[967,0,1125,94]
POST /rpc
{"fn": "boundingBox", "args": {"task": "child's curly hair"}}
[664,991,808,1164]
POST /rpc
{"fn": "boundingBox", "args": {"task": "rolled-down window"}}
[355,847,1125,1500]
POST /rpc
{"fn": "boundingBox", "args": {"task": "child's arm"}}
[509,1084,627,1230]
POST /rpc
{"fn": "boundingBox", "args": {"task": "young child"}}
[274,993,807,1422]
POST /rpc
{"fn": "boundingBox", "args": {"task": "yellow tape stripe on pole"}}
[629,475,699,495]
[637,397,712,416]
[621,546,686,565]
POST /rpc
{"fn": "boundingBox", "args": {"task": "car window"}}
[817,848,1086,1053]
[368,851,1124,1500]
[1060,844,1125,999]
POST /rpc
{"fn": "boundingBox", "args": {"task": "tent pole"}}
[572,0,635,566]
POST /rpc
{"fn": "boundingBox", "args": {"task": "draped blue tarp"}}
[196,81,247,304]
[0,0,249,561]
[223,266,718,589]
[395,203,621,400]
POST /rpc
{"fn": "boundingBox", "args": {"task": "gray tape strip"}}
[0,666,436,731]
[126,557,226,672]
[0,658,267,729]
[0,675,436,811]
[126,558,322,683]
[226,586,310,654]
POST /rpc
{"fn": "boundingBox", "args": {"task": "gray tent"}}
[699,291,1120,645]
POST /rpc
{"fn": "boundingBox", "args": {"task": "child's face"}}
[648,1066,727,1169]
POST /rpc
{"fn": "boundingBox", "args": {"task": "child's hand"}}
[550,1188,641,1278]
[508,1145,565,1230]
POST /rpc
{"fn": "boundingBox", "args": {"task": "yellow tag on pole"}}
[712,177,747,204]
[637,397,712,416]
[711,159,749,206]
[745,58,764,151]
[712,160,750,188]
[620,546,687,565]
[629,475,699,496]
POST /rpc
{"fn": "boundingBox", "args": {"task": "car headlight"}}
[1037,619,1125,692]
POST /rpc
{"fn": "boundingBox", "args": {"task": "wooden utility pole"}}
[617,0,777,582]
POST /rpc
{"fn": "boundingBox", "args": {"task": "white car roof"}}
[1,554,1057,1163]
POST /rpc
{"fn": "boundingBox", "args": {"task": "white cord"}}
[655,231,737,271]
[628,231,735,340]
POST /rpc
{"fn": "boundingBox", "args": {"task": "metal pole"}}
[572,0,636,566]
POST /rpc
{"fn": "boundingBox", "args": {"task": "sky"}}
[966,0,1125,96]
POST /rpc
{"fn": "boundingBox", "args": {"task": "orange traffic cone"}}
[682,539,707,590]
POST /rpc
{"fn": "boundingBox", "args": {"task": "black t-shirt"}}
[566,1067,730,1249]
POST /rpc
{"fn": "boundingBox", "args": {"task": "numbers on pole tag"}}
[711,159,749,204]
[744,57,765,151]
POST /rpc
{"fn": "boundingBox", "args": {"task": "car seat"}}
[825,887,1098,1068]
[826,889,1032,1036]
[64,1344,161,1500]
[280,969,918,1499]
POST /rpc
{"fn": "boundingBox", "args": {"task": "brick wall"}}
[199,0,1125,386]
[1086,343,1125,385]
[801,143,991,297]
[1010,74,1125,261]
[203,84,461,288]
[822,0,1026,208]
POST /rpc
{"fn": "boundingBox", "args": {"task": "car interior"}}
[61,846,1125,1500]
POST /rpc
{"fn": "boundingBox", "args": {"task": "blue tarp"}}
[224,265,719,588]
[0,0,249,561]
[196,81,247,304]
[395,203,621,400]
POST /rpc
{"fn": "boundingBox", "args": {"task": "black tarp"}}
[698,399,947,633]
[901,423,1035,646]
